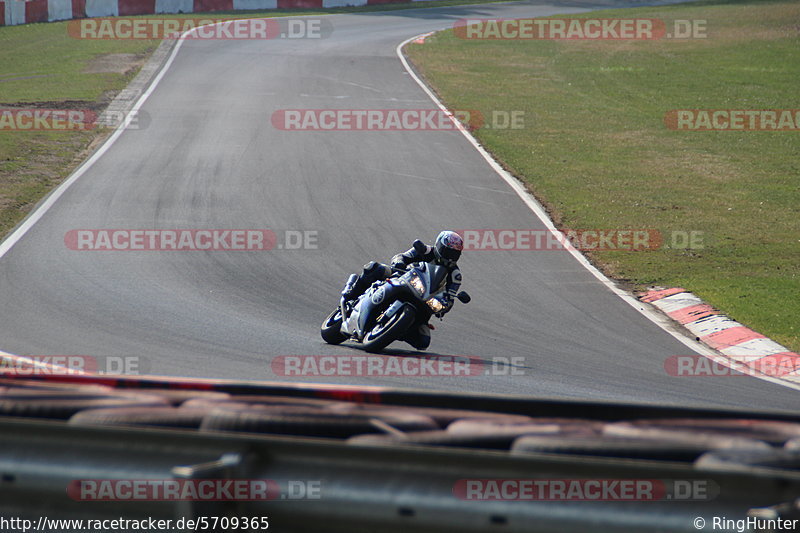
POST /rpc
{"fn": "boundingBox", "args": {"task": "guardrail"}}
[2,416,798,532]
[1,371,798,532]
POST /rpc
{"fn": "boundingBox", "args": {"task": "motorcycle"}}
[320,262,470,353]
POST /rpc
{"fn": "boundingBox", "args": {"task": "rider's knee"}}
[362,261,380,276]
[408,324,431,350]
[362,261,391,279]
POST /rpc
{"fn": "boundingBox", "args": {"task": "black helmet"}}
[434,231,463,268]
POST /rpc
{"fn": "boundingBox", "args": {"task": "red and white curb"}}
[641,288,800,385]
[413,31,433,44]
[0,0,439,27]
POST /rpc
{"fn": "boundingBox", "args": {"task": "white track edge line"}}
[395,32,800,392]
[0,31,192,258]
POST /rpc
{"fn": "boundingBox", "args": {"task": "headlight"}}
[426,298,444,313]
[407,274,425,296]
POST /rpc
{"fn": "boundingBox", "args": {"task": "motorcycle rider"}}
[341,231,464,350]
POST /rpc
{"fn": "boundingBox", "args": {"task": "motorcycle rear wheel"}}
[320,307,347,344]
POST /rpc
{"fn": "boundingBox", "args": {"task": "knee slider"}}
[362,261,381,275]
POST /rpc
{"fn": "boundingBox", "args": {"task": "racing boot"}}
[341,274,359,301]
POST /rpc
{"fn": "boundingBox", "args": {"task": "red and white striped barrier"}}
[641,287,800,384]
[1,0,429,26]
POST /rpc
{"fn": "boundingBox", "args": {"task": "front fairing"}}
[398,262,448,301]
[352,282,403,340]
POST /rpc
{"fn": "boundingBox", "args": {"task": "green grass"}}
[0,21,158,236]
[0,24,157,103]
[0,0,510,238]
[406,0,800,351]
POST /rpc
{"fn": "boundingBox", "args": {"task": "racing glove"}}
[390,255,407,271]
[434,297,454,318]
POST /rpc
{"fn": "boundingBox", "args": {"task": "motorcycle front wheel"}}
[362,306,416,353]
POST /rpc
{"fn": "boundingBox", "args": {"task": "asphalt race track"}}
[0,0,796,410]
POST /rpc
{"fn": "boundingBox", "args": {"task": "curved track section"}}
[0,1,796,409]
